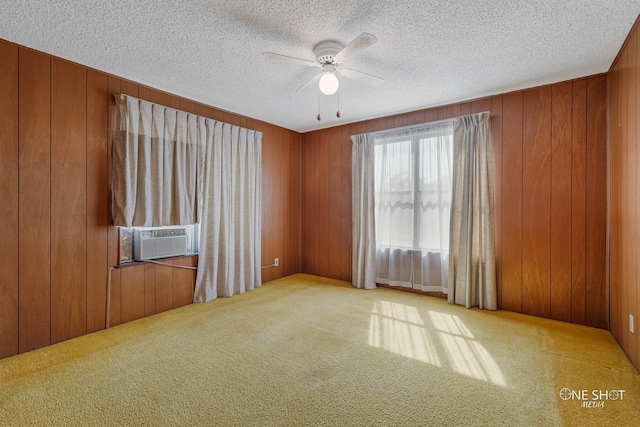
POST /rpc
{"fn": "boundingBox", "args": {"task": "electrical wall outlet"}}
[274,258,279,267]
[630,314,635,334]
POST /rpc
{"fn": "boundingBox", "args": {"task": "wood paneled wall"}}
[301,76,608,329]
[0,39,302,360]
[609,19,640,371]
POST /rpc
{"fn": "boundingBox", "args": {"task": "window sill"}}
[116,253,199,268]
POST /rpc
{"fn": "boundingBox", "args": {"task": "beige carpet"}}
[1,274,638,426]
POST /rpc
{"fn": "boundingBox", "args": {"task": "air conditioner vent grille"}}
[134,227,188,261]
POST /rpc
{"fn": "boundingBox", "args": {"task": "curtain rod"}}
[369,110,491,138]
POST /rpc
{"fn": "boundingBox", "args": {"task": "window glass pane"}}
[416,134,452,252]
[375,139,413,249]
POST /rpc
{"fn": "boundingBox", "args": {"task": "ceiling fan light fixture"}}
[319,72,339,95]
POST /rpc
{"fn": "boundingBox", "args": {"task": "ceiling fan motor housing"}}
[314,40,343,65]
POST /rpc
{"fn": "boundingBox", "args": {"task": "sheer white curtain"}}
[373,122,453,293]
[112,95,262,302]
[448,112,496,309]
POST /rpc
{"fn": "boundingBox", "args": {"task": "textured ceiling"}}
[1,1,639,132]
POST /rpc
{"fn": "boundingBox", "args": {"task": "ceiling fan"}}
[263,32,384,96]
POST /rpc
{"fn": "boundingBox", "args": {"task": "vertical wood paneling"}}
[137,86,150,101]
[372,117,386,132]
[281,131,292,276]
[619,53,628,341]
[294,133,303,274]
[18,48,51,353]
[109,269,122,327]
[340,125,352,281]
[303,129,317,275]
[501,92,524,312]
[302,131,317,274]
[609,20,640,370]
[0,41,19,358]
[262,121,274,280]
[194,103,210,120]
[327,126,342,277]
[272,125,285,279]
[550,82,573,322]
[618,48,629,354]
[633,28,640,368]
[317,130,330,276]
[301,130,311,273]
[609,61,621,343]
[471,98,492,114]
[149,88,171,107]
[608,24,640,368]
[627,29,640,367]
[609,62,620,344]
[172,258,195,308]
[86,69,109,334]
[261,122,274,282]
[522,87,552,318]
[571,80,588,325]
[313,127,325,277]
[51,58,87,344]
[585,76,608,329]
[120,265,145,323]
[190,257,198,298]
[121,80,138,98]
[144,264,156,317]
[424,108,438,123]
[407,110,422,126]
[155,263,173,313]
[624,41,637,344]
[179,99,195,114]
[292,131,302,276]
[394,113,408,128]
[211,107,224,122]
[284,130,302,277]
[446,103,461,119]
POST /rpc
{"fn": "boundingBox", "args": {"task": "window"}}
[374,122,453,253]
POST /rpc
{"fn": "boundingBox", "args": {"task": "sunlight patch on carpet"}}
[368,300,441,366]
[430,310,506,386]
[368,300,506,386]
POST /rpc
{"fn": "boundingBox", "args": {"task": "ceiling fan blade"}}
[335,32,377,63]
[296,73,321,93]
[262,52,319,67]
[340,68,384,87]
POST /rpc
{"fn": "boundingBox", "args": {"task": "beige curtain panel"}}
[112,95,262,302]
[193,121,262,301]
[351,133,377,290]
[448,112,497,310]
[112,95,198,227]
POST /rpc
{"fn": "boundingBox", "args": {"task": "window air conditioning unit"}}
[134,227,188,261]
